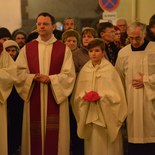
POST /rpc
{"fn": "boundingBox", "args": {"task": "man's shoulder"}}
[53,40,66,53]
[148,41,155,45]
[118,44,131,57]
[25,40,38,48]
[147,41,155,50]
[54,40,65,46]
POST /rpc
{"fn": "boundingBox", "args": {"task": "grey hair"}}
[116,17,127,24]
[127,22,146,35]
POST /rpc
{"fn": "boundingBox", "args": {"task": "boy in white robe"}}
[72,38,127,155]
[0,43,17,155]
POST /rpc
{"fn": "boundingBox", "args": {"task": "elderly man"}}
[116,18,128,47]
[115,22,155,155]
[0,43,17,155]
[15,12,75,155]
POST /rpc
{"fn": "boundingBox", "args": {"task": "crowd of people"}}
[0,12,155,155]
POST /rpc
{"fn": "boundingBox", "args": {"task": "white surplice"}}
[72,58,127,155]
[115,42,155,143]
[15,35,75,155]
[0,50,17,155]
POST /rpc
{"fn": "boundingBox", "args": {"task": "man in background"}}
[63,17,76,31]
[97,22,120,65]
[12,30,27,49]
[116,18,129,47]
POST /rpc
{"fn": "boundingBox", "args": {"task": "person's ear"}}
[51,24,56,31]
[100,32,105,38]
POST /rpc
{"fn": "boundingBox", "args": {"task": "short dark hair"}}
[149,14,155,27]
[36,12,56,24]
[0,27,11,39]
[97,22,114,38]
[88,38,105,51]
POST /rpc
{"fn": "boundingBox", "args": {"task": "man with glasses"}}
[116,18,129,47]
[97,22,120,65]
[115,22,155,155]
[16,12,75,155]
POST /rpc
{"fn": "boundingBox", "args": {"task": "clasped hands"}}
[132,72,144,89]
[33,73,50,84]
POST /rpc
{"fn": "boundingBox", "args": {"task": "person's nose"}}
[132,39,137,44]
[92,51,96,55]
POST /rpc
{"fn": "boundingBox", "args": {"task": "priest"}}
[15,12,75,155]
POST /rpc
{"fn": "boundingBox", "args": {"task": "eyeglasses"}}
[117,24,127,27]
[128,36,142,41]
[36,22,52,26]
[115,32,121,35]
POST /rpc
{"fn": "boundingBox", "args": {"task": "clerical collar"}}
[131,40,149,51]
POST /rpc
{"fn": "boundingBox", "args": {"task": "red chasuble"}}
[26,40,65,155]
